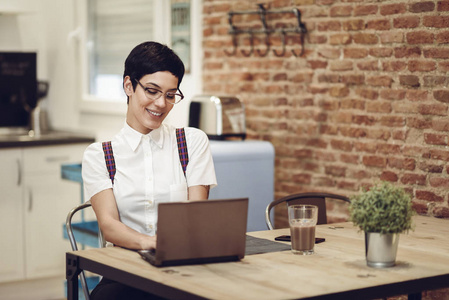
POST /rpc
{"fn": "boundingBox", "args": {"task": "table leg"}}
[66,253,81,300]
[408,292,422,300]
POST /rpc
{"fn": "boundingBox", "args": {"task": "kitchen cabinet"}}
[0,149,25,282]
[0,143,89,282]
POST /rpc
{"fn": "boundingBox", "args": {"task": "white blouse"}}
[82,122,217,236]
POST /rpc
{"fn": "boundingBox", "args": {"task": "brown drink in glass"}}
[288,205,318,255]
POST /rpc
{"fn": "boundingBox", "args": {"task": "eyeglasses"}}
[134,79,184,105]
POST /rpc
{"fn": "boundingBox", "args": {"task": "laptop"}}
[138,198,248,267]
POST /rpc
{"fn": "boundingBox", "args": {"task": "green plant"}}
[349,181,415,234]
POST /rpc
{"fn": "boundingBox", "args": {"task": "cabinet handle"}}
[28,188,33,212]
[17,159,22,186]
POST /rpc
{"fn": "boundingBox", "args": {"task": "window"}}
[85,0,157,102]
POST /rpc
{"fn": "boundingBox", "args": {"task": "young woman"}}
[82,41,217,299]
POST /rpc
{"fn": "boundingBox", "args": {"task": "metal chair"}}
[66,200,105,300]
[265,192,350,230]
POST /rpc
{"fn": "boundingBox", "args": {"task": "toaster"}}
[188,95,246,140]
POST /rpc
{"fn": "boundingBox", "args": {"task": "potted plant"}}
[349,181,415,268]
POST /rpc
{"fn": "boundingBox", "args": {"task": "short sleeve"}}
[82,142,113,201]
[184,127,217,188]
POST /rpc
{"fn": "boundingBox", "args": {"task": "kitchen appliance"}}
[188,95,246,140]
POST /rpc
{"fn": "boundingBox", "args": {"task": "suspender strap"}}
[176,128,189,177]
[102,141,116,184]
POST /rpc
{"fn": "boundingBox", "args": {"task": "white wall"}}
[0,0,203,142]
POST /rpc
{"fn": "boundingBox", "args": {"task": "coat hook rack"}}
[224,4,307,58]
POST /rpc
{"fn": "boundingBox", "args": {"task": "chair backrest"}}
[66,200,104,300]
[265,192,350,230]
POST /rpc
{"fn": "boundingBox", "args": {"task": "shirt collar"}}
[123,122,164,151]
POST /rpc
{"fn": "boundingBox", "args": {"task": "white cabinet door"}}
[0,149,25,282]
[23,144,87,279]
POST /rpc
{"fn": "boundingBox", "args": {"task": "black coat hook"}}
[273,31,286,57]
[224,34,238,56]
[241,33,254,57]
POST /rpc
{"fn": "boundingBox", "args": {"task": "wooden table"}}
[66,215,449,300]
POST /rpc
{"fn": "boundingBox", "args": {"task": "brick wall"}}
[202,0,449,225]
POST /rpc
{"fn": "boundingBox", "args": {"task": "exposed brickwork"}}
[202,0,449,224]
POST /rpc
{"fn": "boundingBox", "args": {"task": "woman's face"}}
[124,71,179,134]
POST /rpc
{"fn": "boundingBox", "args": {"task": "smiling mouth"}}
[146,109,162,117]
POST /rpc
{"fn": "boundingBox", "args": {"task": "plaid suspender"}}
[176,128,189,177]
[102,128,188,183]
[102,141,116,184]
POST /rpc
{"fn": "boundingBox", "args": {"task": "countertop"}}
[0,130,95,148]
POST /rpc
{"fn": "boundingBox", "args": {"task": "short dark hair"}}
[123,41,185,101]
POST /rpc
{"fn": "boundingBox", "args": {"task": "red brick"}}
[318,48,341,59]
[382,61,407,72]
[330,5,353,16]
[424,47,449,59]
[330,60,354,71]
[308,34,327,44]
[329,33,352,45]
[418,162,444,173]
[354,5,378,16]
[352,114,376,125]
[380,89,406,100]
[434,90,449,103]
[363,155,387,168]
[423,16,449,28]
[394,46,421,58]
[392,130,407,140]
[342,19,364,31]
[380,171,399,182]
[388,157,416,170]
[353,33,379,44]
[369,47,393,58]
[307,60,328,69]
[331,139,353,151]
[393,16,420,28]
[436,31,449,44]
[429,176,449,188]
[357,60,379,71]
[341,154,359,165]
[340,127,367,138]
[439,61,449,72]
[344,48,368,58]
[401,173,426,185]
[355,142,377,153]
[366,75,393,87]
[317,21,342,31]
[341,74,365,85]
[418,103,448,116]
[340,99,365,110]
[380,116,405,127]
[325,165,347,177]
[430,149,449,161]
[366,128,391,140]
[424,133,447,145]
[356,88,378,100]
[423,76,449,88]
[400,75,420,88]
[407,117,432,129]
[380,32,404,44]
[408,60,437,72]
[433,207,449,218]
[329,86,350,97]
[409,2,435,13]
[406,90,429,101]
[380,3,406,15]
[367,19,391,30]
[432,119,449,131]
[406,31,435,44]
[415,190,444,202]
[292,173,312,184]
[336,180,358,191]
[378,143,401,154]
[366,101,391,113]
[438,1,449,11]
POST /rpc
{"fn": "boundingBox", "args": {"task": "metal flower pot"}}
[365,232,400,268]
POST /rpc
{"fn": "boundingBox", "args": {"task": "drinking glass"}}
[288,205,318,255]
